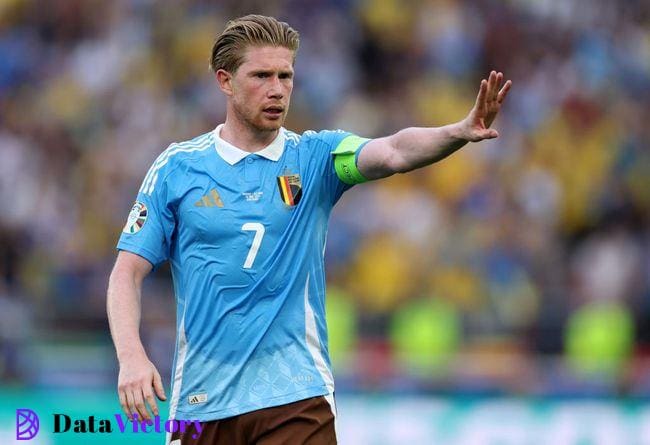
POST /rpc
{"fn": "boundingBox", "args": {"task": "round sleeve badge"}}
[123,201,148,234]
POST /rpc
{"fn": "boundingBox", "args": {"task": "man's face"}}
[226,45,294,133]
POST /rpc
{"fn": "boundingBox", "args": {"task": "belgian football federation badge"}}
[277,174,302,206]
[123,201,148,234]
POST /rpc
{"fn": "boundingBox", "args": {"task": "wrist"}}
[449,119,471,142]
[116,344,147,362]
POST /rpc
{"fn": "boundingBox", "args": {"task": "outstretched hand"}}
[462,71,512,142]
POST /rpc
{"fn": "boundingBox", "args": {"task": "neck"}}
[220,113,279,153]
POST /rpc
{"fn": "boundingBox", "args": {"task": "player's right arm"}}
[107,250,166,422]
[107,146,177,422]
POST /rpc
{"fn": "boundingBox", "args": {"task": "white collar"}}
[212,124,285,165]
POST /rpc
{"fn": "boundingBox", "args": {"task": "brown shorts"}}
[169,395,337,445]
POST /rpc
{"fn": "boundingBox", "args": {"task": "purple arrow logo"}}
[16,409,39,440]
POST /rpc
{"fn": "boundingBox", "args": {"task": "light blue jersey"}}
[117,125,369,423]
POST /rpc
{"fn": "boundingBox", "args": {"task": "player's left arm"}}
[357,71,512,180]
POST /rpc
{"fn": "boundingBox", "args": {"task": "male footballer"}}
[107,14,511,445]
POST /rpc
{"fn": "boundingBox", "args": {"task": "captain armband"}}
[332,135,371,185]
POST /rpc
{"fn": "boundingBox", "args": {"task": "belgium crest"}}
[277,174,302,206]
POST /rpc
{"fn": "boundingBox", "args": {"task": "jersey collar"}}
[212,124,285,165]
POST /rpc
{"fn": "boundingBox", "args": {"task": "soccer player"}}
[107,14,511,445]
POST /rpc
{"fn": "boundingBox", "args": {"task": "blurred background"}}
[1,0,649,443]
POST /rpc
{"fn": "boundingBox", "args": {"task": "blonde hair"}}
[210,15,300,73]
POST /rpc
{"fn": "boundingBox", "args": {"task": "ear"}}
[216,69,234,96]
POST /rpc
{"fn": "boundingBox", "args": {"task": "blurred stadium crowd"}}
[0,0,649,397]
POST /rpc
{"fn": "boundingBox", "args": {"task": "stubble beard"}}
[233,100,285,134]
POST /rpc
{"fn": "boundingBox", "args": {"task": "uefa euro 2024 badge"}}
[123,201,148,234]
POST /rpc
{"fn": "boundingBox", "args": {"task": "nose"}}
[267,76,284,99]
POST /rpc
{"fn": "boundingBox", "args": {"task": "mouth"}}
[262,106,284,118]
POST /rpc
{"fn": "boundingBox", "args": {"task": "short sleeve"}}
[117,161,176,268]
[309,130,370,205]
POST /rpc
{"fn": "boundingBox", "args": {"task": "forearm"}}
[358,122,469,180]
[388,123,469,171]
[107,268,147,361]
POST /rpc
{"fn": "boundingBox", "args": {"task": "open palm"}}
[463,71,512,142]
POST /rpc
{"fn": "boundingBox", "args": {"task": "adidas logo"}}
[195,189,224,208]
[188,393,208,405]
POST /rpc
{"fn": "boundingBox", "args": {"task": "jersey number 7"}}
[241,223,265,269]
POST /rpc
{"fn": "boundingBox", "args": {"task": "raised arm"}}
[357,71,512,180]
[107,251,166,421]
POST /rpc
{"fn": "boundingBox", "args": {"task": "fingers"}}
[119,379,158,422]
[483,70,512,103]
[143,386,159,418]
[497,79,513,104]
[118,389,131,421]
[132,386,151,421]
[485,129,499,139]
[470,128,499,142]
[125,389,137,421]
[476,71,511,107]
[469,70,511,133]
[487,71,498,102]
[489,71,508,101]
[153,369,167,401]
[475,79,488,107]
[144,368,167,420]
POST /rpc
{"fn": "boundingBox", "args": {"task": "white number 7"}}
[241,222,265,269]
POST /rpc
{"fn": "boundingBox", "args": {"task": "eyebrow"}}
[249,69,294,77]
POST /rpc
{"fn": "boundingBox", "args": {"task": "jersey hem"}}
[171,386,331,422]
